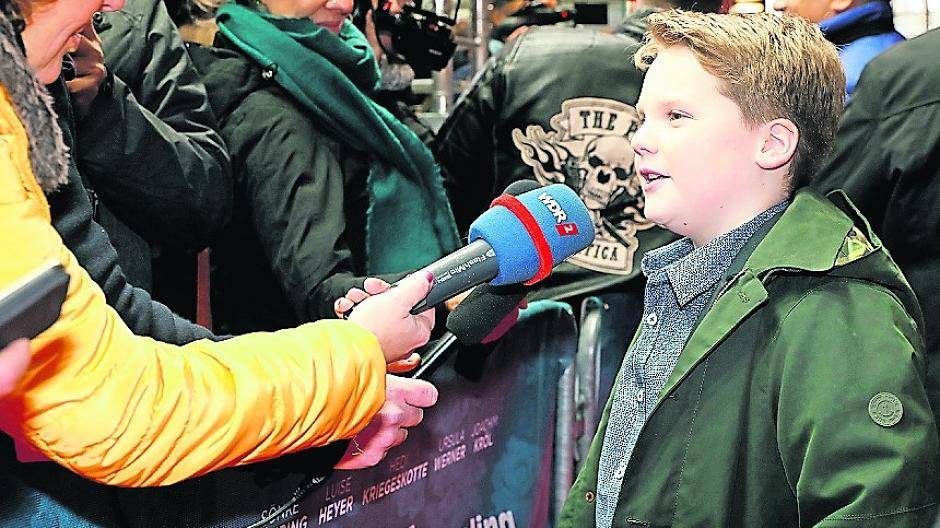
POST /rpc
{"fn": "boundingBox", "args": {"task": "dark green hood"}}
[748,187,923,328]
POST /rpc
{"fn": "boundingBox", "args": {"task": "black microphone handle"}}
[408,239,500,314]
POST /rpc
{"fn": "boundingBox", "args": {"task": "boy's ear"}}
[756,118,799,172]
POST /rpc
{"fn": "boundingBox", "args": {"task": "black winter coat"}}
[813,27,940,419]
[77,0,231,293]
[47,79,217,345]
[190,41,402,333]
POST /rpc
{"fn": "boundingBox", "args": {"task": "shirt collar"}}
[642,201,790,307]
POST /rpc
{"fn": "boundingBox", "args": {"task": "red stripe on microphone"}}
[490,194,553,285]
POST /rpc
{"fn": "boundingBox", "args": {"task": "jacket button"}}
[869,392,903,427]
[261,65,278,80]
[585,491,595,503]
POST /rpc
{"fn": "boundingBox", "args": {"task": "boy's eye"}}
[668,111,689,121]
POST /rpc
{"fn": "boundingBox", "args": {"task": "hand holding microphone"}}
[344,272,436,364]
[410,182,595,313]
[339,182,595,349]
[336,278,424,373]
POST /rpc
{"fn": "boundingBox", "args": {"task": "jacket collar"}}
[653,188,895,411]
[820,2,896,45]
[744,187,857,276]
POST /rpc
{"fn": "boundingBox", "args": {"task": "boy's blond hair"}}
[635,11,845,188]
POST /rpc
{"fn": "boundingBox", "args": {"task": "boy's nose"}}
[772,0,789,11]
[632,123,655,157]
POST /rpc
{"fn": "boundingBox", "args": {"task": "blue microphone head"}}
[468,184,595,286]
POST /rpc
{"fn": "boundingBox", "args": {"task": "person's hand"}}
[342,273,435,364]
[66,23,106,119]
[443,288,473,312]
[0,339,30,398]
[336,278,424,373]
[334,375,438,470]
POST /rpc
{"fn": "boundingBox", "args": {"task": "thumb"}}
[395,377,439,408]
[387,353,421,374]
[390,271,433,312]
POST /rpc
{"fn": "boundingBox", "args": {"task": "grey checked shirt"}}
[595,202,789,528]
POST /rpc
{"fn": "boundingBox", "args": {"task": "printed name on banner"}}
[317,496,353,525]
[258,504,308,528]
[433,444,467,471]
[361,462,431,505]
[471,414,499,454]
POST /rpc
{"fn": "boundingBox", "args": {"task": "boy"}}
[559,11,939,527]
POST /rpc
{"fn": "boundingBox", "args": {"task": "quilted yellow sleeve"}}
[0,87,386,487]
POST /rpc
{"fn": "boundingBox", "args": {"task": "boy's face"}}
[633,45,783,246]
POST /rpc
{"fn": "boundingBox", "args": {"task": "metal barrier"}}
[0,298,607,528]
[199,300,578,528]
[552,346,577,521]
[572,292,644,466]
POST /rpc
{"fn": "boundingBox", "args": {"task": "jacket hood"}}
[747,187,920,316]
[613,7,658,41]
[0,7,69,194]
[187,37,267,123]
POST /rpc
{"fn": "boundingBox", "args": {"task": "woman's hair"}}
[635,11,845,188]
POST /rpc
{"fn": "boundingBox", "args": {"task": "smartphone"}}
[0,262,70,349]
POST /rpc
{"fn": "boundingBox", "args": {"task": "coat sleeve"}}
[0,105,386,487]
[76,0,232,250]
[431,51,504,235]
[771,280,939,526]
[223,95,399,322]
[48,162,219,345]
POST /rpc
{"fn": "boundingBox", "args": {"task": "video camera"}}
[491,1,577,41]
[353,0,458,76]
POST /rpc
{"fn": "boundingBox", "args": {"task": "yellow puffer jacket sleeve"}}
[0,86,386,487]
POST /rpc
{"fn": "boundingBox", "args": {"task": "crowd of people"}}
[0,0,937,525]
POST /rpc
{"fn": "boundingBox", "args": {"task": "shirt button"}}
[614,465,626,480]
[636,389,645,402]
[585,491,595,503]
[645,313,658,326]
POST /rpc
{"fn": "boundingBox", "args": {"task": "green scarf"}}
[216,3,460,274]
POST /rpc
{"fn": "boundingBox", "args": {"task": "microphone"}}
[445,180,538,344]
[408,183,594,314]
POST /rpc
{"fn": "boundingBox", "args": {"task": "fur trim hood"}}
[0,3,69,193]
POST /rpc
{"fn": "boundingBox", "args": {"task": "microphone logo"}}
[537,192,568,223]
[555,223,580,236]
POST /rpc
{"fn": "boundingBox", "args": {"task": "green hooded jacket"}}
[559,188,939,527]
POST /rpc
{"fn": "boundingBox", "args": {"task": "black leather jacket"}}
[433,14,677,301]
